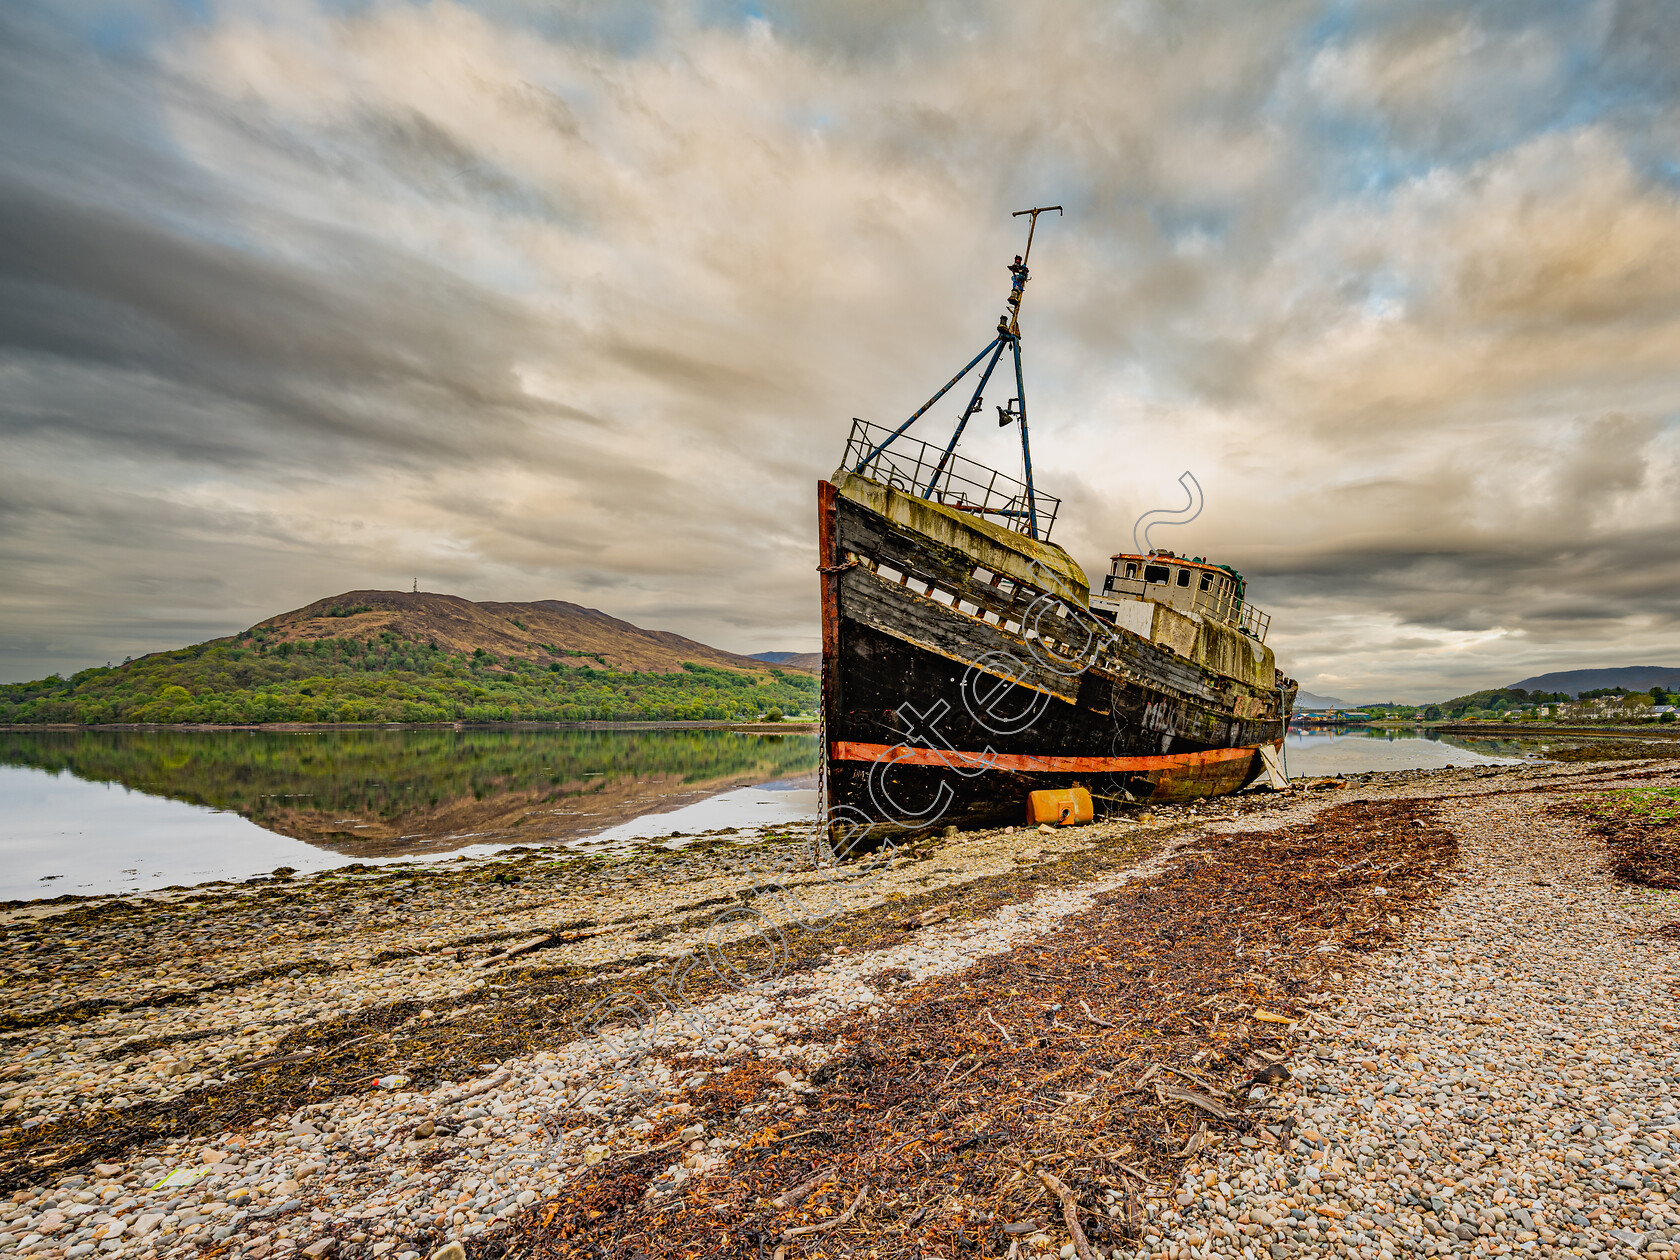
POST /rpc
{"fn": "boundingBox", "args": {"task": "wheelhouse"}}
[1096,548,1270,641]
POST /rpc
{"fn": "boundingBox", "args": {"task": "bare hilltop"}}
[256,591,806,676]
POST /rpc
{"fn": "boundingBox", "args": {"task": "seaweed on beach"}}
[503,797,1459,1260]
[1564,783,1680,889]
[1540,740,1680,763]
[0,813,1179,1191]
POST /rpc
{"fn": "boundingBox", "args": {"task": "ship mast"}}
[853,205,1062,540]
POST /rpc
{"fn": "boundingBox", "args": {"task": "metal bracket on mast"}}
[854,206,1062,540]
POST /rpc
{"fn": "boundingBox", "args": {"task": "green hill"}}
[1373,682,1675,723]
[0,592,817,726]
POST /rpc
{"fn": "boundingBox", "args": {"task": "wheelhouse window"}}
[1177,569,1191,587]
[1144,564,1170,584]
[1124,562,1138,578]
[1199,575,1212,591]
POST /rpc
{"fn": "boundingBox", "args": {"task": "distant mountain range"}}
[750,650,822,673]
[1295,689,1351,710]
[1505,666,1680,697]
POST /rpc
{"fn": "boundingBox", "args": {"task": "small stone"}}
[427,1244,465,1260]
[302,1241,335,1259]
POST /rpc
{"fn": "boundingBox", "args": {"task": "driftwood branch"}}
[474,934,553,969]
[1078,999,1115,1028]
[439,1070,510,1105]
[780,1184,867,1240]
[602,1137,683,1171]
[937,1057,988,1094]
[939,1052,977,1087]
[901,905,951,931]
[771,1164,835,1211]
[764,1128,832,1147]
[1113,1161,1163,1186]
[1163,1085,1235,1120]
[1035,1171,1097,1260]
[238,1050,316,1071]
[985,1011,1014,1043]
[1160,1064,1227,1096]
[1177,1122,1211,1157]
[330,1031,387,1053]
[474,925,613,969]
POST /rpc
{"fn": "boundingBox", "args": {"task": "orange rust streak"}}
[829,741,1256,773]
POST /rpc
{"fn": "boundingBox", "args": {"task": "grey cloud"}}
[1555,413,1658,510]
[0,184,568,456]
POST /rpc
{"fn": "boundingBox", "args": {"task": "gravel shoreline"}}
[2,757,1676,1260]
[1152,764,1680,1260]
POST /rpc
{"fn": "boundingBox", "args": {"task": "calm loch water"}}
[0,728,818,902]
[1,723,1530,904]
[1282,726,1526,776]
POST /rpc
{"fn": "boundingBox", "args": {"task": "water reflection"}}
[1,723,1600,903]
[0,728,819,900]
[1282,724,1523,777]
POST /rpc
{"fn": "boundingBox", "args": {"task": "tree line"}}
[0,630,818,725]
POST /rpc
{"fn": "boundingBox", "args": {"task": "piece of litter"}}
[374,1075,411,1090]
[150,1165,211,1190]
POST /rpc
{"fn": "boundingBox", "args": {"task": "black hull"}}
[819,477,1289,836]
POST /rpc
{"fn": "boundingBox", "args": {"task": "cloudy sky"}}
[3,0,1678,701]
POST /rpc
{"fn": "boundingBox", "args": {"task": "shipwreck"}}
[817,207,1297,835]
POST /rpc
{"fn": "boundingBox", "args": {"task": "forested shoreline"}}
[0,630,816,725]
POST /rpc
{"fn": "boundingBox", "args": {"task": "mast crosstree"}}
[853,206,1062,540]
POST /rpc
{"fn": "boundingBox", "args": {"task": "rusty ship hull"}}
[819,469,1293,833]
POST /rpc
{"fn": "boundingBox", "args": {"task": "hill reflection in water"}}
[0,727,820,860]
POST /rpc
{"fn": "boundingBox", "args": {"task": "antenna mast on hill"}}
[412,578,418,593]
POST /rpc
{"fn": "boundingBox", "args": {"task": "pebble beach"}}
[1152,767,1680,1260]
[2,754,1676,1260]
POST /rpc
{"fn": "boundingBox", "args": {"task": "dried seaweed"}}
[502,798,1458,1260]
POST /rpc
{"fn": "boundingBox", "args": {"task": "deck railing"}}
[843,418,1061,542]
